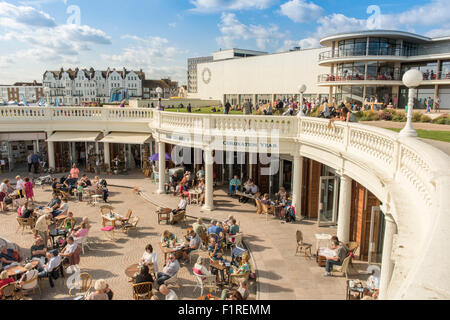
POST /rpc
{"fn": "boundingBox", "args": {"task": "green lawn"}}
[387,128,450,143]
[164,106,249,115]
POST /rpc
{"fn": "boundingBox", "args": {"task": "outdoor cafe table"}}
[209,260,230,284]
[314,233,332,253]
[7,260,39,279]
[49,229,69,248]
[102,212,124,228]
[157,208,172,225]
[125,263,155,281]
[159,242,185,262]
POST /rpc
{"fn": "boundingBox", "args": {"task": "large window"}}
[337,38,367,57]
[440,61,450,80]
[336,86,364,105]
[367,62,397,80]
[399,86,435,109]
[401,61,438,80]
[368,38,399,56]
[402,42,419,56]
[336,63,366,80]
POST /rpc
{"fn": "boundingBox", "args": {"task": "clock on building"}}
[202,68,212,84]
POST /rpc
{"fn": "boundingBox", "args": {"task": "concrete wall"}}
[195,47,330,101]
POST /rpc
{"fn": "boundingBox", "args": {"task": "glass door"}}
[368,206,385,265]
[318,176,339,227]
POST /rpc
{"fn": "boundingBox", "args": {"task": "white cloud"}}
[426,28,450,38]
[101,36,186,83]
[279,0,323,23]
[216,12,284,50]
[190,0,277,12]
[0,2,111,68]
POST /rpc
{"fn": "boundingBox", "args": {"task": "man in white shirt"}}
[171,195,187,224]
[159,284,178,300]
[38,250,62,287]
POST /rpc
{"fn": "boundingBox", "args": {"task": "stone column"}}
[337,175,352,243]
[47,134,55,170]
[157,141,166,194]
[292,155,303,218]
[379,214,398,300]
[203,149,215,211]
[104,142,111,168]
[279,159,284,189]
[36,140,40,153]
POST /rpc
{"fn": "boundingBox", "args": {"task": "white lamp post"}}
[400,70,422,137]
[156,87,163,99]
[298,84,307,105]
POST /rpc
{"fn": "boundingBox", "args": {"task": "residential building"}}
[0,81,44,104]
[42,67,145,105]
[187,56,213,94]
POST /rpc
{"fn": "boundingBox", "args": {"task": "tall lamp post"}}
[298,84,307,105]
[400,69,422,137]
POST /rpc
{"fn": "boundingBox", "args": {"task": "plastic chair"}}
[193,272,218,297]
[69,273,93,298]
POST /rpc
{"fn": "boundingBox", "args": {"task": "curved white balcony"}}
[0,106,449,300]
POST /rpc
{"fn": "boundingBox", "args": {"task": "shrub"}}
[412,112,422,122]
[359,116,372,122]
[379,111,392,121]
[432,115,450,125]
[420,115,432,123]
[392,115,406,122]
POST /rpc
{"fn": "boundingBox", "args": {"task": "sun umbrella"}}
[149,153,172,162]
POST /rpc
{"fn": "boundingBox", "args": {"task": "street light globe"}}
[298,84,307,94]
[156,87,163,95]
[402,69,423,88]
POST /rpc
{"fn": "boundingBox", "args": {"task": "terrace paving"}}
[1,171,348,300]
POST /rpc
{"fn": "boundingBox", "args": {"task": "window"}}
[337,38,367,56]
[368,38,399,56]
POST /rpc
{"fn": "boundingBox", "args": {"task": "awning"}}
[0,132,46,141]
[47,132,102,142]
[100,132,152,145]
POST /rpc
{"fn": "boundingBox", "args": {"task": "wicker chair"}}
[132,282,153,300]
[295,230,312,258]
[69,273,93,298]
[0,283,18,300]
[230,272,250,286]
[18,270,41,298]
[331,255,353,277]
[17,217,36,235]
[255,199,263,215]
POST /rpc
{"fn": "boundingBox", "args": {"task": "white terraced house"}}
[0,30,449,301]
[43,67,144,105]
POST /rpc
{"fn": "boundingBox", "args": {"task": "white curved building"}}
[193,30,450,109]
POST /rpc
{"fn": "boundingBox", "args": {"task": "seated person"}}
[156,254,180,286]
[0,271,15,298]
[196,167,205,180]
[51,178,64,192]
[207,220,223,236]
[18,263,39,290]
[207,237,224,262]
[59,236,80,266]
[260,193,275,215]
[220,290,244,301]
[63,212,77,231]
[193,218,206,236]
[135,265,154,285]
[92,177,109,203]
[229,175,241,196]
[323,240,348,277]
[172,195,187,215]
[363,267,380,299]
[18,201,34,219]
[276,187,287,203]
[159,284,178,300]
[221,280,249,300]
[229,219,239,236]
[37,250,62,287]
[181,230,201,261]
[193,256,212,280]
[63,174,78,195]
[231,252,251,275]
[30,237,47,267]
[52,198,69,218]
[141,244,158,273]
[46,193,61,213]
[80,175,92,187]
[160,230,176,246]
[166,174,178,194]
[86,279,109,300]
[72,221,90,243]
[0,246,20,268]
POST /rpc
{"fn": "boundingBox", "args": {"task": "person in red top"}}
[24,177,35,204]
[0,270,15,298]
[70,164,80,179]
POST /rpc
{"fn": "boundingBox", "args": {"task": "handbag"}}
[5,197,13,205]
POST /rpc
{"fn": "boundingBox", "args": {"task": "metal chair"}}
[193,272,218,297]
[164,272,180,288]
[295,230,312,258]
[69,272,93,298]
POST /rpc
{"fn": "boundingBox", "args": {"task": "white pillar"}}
[203,149,215,211]
[279,159,284,189]
[157,141,166,194]
[36,140,40,153]
[337,175,352,243]
[379,214,398,300]
[292,155,303,218]
[47,140,55,170]
[104,142,111,168]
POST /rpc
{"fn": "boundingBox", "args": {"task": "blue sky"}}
[1,0,449,85]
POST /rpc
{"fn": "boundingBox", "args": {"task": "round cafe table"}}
[125,263,140,279]
[7,260,39,279]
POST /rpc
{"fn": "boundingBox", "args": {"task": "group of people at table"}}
[127,216,249,300]
[1,175,35,213]
[165,169,206,206]
[229,176,295,221]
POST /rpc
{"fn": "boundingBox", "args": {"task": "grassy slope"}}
[387,128,450,143]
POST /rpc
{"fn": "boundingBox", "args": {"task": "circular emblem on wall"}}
[202,68,212,84]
